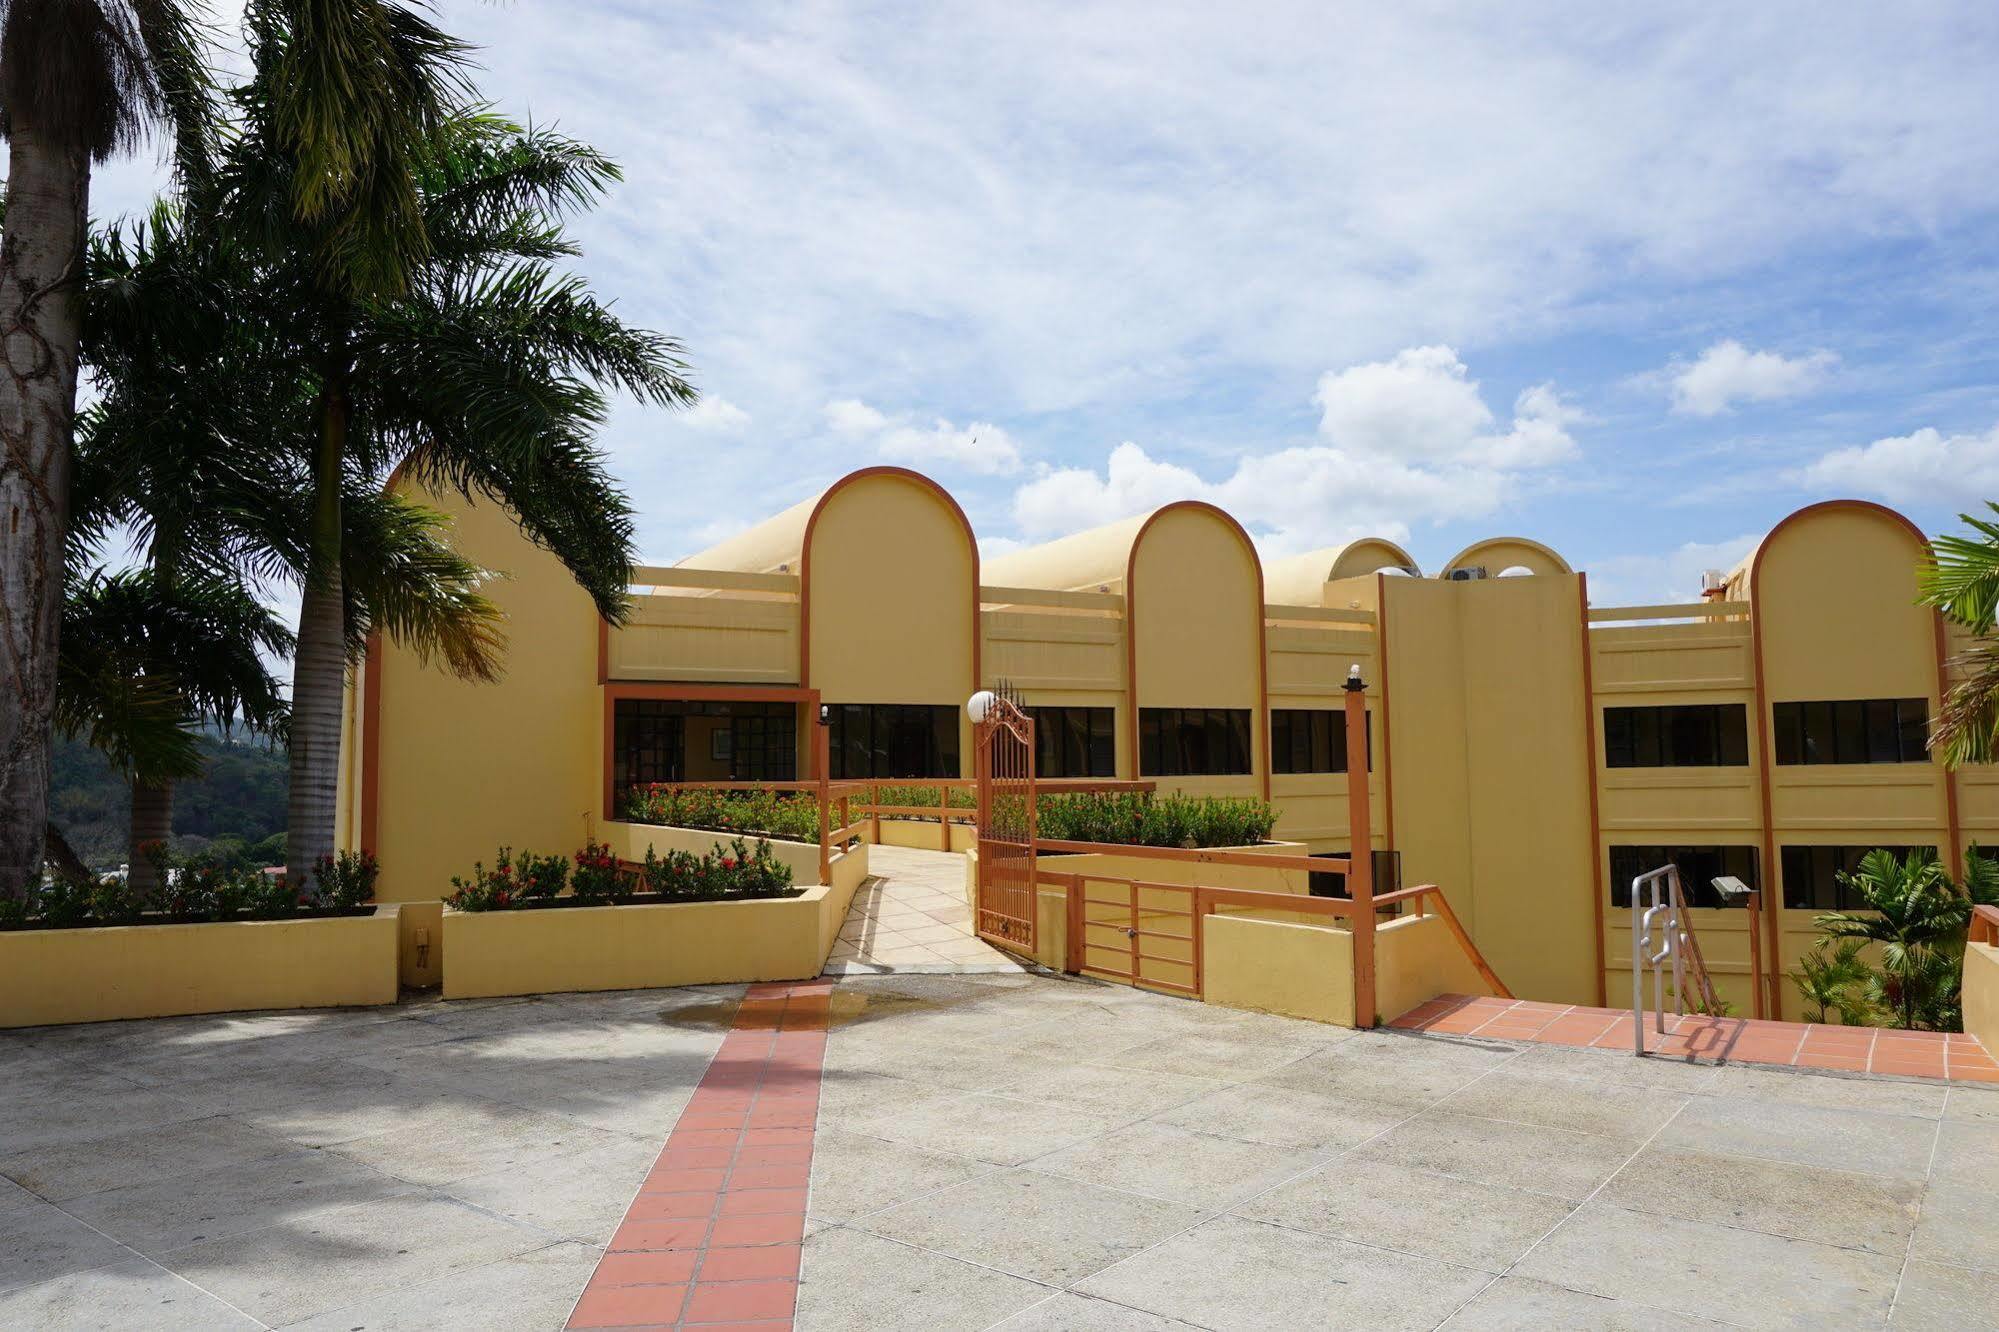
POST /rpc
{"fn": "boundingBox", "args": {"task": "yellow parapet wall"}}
[1965,942,1999,1056]
[0,908,401,1029]
[1202,914,1355,1026]
[1373,912,1498,1020]
[441,845,866,999]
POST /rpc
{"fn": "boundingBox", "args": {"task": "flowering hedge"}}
[620,785,820,842]
[870,783,977,815]
[1034,792,1276,848]
[0,847,378,931]
[445,837,796,912]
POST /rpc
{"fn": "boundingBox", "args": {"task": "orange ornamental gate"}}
[972,689,1037,954]
[1066,875,1200,996]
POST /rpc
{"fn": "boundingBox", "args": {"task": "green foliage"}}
[621,786,820,842]
[314,850,380,910]
[1921,504,1999,765]
[871,784,977,814]
[49,732,288,870]
[637,838,795,901]
[447,837,796,911]
[571,840,620,905]
[514,851,568,901]
[1035,792,1277,849]
[1791,938,1878,1026]
[1803,846,1991,1031]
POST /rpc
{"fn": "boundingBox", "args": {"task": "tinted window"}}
[1309,849,1401,899]
[1138,708,1253,776]
[1602,705,1748,768]
[1780,844,1935,910]
[1609,845,1759,909]
[1271,709,1372,774]
[613,699,798,800]
[1026,706,1116,778]
[1773,699,1928,765]
[827,704,961,779]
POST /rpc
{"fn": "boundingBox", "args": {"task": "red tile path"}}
[1391,993,1999,1083]
[566,981,829,1331]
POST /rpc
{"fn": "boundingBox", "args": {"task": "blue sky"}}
[98,2,1999,605]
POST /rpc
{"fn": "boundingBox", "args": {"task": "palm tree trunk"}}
[0,128,89,899]
[128,781,174,895]
[285,383,349,889]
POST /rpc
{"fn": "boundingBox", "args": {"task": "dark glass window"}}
[1309,850,1402,899]
[1772,699,1928,764]
[1780,845,1935,910]
[1027,706,1116,779]
[613,699,798,801]
[1608,845,1759,909]
[1270,709,1372,774]
[1602,705,1748,768]
[1138,708,1253,776]
[827,704,960,779]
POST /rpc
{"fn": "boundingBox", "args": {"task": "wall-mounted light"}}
[966,690,998,724]
[1344,663,1366,693]
[818,703,830,726]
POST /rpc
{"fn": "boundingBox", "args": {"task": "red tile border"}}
[566,981,828,1331]
[1393,993,1990,1083]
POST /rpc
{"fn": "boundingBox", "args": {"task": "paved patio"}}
[2,973,1995,1329]
[824,844,1022,974]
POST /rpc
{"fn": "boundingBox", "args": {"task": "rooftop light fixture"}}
[1345,664,1365,693]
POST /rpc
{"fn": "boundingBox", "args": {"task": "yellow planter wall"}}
[1202,914,1355,1026]
[1373,912,1496,1020]
[0,908,400,1029]
[443,882,848,999]
[1964,942,1999,1055]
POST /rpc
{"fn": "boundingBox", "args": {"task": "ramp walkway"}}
[823,844,1025,975]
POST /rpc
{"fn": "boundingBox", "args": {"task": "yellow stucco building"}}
[340,467,1975,1021]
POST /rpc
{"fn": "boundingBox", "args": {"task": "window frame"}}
[1137,707,1254,777]
[1772,698,1929,765]
[1607,844,1760,909]
[1779,844,1936,911]
[1601,704,1749,769]
[826,703,962,780]
[1026,705,1117,779]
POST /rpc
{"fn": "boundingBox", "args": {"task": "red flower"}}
[722,857,737,869]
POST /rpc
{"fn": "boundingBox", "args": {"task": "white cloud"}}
[1013,347,1580,547]
[680,394,752,432]
[823,398,1023,474]
[1800,422,1999,506]
[1587,534,1759,607]
[1668,341,1837,416]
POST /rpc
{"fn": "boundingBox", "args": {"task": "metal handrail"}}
[1629,864,1726,1053]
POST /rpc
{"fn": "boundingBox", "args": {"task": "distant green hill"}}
[50,734,290,870]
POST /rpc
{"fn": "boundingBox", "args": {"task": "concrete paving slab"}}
[1657,1093,1939,1180]
[1237,1156,1576,1272]
[0,1114,300,1203]
[1026,1118,1322,1211]
[0,1195,134,1294]
[1149,1080,1407,1153]
[0,1257,261,1329]
[804,1125,996,1223]
[1890,1259,1999,1329]
[1514,1200,1903,1327]
[856,1167,1207,1284]
[987,1290,1204,1330]
[1436,1275,1732,1329]
[1074,1213,1491,1331]
[285,1240,602,1331]
[794,1224,1047,1332]
[1353,1108,1637,1201]
[1598,1143,1922,1254]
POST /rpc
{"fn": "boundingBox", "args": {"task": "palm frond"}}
[341,489,507,681]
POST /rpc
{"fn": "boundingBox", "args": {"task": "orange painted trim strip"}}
[1575,572,1608,1008]
[1375,572,1395,851]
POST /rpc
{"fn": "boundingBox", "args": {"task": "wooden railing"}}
[1973,903,1999,948]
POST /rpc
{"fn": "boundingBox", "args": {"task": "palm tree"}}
[1814,848,1971,1030]
[56,567,291,892]
[0,0,214,899]
[218,95,694,884]
[1790,938,1876,1026]
[1919,503,1999,765]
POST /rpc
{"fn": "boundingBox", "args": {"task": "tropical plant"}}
[1813,848,1974,1030]
[1920,503,1999,765]
[571,839,620,905]
[53,566,291,895]
[635,837,794,901]
[0,0,216,899]
[208,7,696,888]
[1791,937,1878,1026]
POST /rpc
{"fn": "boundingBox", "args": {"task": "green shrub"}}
[446,848,528,912]
[1035,792,1276,848]
[314,851,381,910]
[0,893,26,930]
[514,851,568,901]
[638,837,795,901]
[620,785,820,841]
[88,876,148,925]
[40,875,93,927]
[871,784,976,816]
[571,840,621,905]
